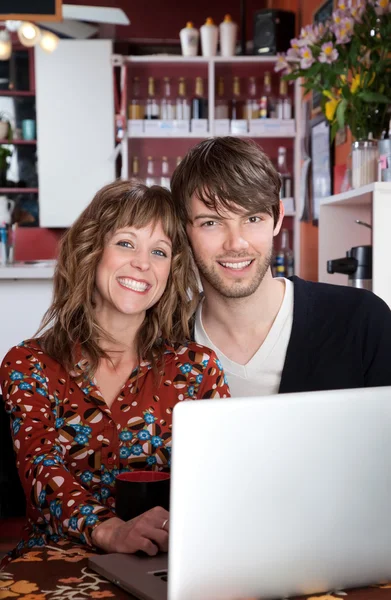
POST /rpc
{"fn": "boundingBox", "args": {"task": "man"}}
[170,136,391,395]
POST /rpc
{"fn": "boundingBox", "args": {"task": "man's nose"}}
[222,227,250,253]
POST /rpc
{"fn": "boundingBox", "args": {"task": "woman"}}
[0,180,230,565]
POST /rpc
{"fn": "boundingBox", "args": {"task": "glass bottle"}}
[128,77,144,119]
[230,76,242,120]
[160,77,176,120]
[277,147,292,199]
[176,78,191,120]
[145,77,159,120]
[277,78,292,120]
[275,228,294,278]
[146,156,157,186]
[160,156,171,189]
[259,71,276,119]
[244,76,258,120]
[131,155,140,179]
[192,77,208,119]
[215,76,229,119]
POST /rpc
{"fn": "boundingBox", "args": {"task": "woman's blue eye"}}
[117,240,133,248]
[152,249,167,257]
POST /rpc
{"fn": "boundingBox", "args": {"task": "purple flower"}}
[319,42,339,63]
[300,46,315,69]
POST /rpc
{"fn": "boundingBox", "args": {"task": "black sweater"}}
[278,277,391,393]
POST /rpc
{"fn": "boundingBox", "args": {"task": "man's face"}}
[186,194,284,299]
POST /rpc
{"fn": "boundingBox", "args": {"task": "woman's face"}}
[94,221,173,321]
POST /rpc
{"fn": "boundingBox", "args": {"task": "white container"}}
[180,22,199,57]
[200,17,218,57]
[219,14,237,57]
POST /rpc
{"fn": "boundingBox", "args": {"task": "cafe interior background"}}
[0,0,390,362]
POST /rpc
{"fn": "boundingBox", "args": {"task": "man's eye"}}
[201,220,217,227]
[152,249,168,257]
[117,240,133,248]
[248,216,262,223]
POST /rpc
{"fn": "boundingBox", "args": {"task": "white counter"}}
[0,261,55,280]
[0,262,55,362]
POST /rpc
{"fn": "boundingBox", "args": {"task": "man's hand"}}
[92,506,169,556]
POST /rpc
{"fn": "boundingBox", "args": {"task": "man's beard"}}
[193,248,273,299]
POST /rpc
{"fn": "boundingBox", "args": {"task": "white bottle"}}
[200,17,218,57]
[180,22,199,57]
[160,156,171,190]
[219,14,237,57]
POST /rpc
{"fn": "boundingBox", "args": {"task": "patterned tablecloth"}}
[1,540,391,600]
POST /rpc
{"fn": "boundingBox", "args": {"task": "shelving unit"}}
[0,187,38,193]
[318,182,391,307]
[0,139,36,145]
[114,54,302,274]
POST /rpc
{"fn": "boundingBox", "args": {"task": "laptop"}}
[89,386,391,600]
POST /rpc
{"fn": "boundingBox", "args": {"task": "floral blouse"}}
[0,339,230,560]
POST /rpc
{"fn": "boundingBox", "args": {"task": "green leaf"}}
[358,90,390,103]
[336,99,347,129]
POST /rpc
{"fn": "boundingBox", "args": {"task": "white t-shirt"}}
[194,279,294,397]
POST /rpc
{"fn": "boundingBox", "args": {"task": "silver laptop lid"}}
[168,387,391,600]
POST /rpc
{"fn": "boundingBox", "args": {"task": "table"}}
[1,540,391,600]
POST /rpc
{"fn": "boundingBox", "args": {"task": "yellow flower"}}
[325,97,340,121]
[350,74,361,94]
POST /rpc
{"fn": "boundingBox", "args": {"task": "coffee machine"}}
[327,245,372,291]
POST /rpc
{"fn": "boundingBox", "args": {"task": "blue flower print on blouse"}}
[80,470,93,484]
[85,514,98,526]
[12,418,21,435]
[131,444,143,456]
[69,516,78,530]
[101,487,111,500]
[216,358,224,371]
[196,374,203,384]
[10,371,24,381]
[55,417,65,429]
[36,387,48,397]
[188,386,195,397]
[18,382,33,391]
[180,363,192,374]
[101,472,114,485]
[144,412,155,424]
[120,446,132,459]
[38,491,46,506]
[137,430,151,441]
[74,433,89,446]
[146,456,157,466]
[79,504,94,516]
[119,429,133,442]
[151,436,163,448]
[31,373,46,385]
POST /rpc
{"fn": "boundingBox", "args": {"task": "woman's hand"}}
[91,506,170,556]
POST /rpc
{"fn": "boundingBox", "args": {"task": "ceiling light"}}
[0,30,12,61]
[39,30,60,53]
[5,20,22,33]
[17,22,41,47]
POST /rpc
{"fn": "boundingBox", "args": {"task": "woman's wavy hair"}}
[36,179,199,374]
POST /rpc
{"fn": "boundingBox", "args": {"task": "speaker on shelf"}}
[253,9,296,56]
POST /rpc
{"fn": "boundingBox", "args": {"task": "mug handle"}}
[7,199,15,211]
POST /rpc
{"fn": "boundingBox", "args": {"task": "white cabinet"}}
[35,40,116,227]
[318,182,391,307]
[116,55,302,274]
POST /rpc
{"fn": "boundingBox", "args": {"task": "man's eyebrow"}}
[193,213,225,221]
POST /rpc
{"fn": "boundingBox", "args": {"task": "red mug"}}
[115,470,170,521]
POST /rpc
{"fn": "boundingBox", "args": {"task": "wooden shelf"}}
[0,91,35,97]
[320,182,391,207]
[0,188,38,193]
[0,139,36,145]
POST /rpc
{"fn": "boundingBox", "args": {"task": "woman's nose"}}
[130,252,150,271]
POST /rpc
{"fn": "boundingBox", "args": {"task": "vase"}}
[351,140,378,189]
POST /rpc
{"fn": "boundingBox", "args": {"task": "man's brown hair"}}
[170,136,281,226]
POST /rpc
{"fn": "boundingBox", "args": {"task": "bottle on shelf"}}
[176,78,191,120]
[243,76,258,120]
[131,155,140,179]
[230,76,243,120]
[129,77,144,120]
[215,76,229,119]
[160,156,171,189]
[200,17,218,57]
[160,77,176,120]
[219,14,238,57]
[277,78,292,120]
[146,156,157,186]
[277,147,292,199]
[259,71,276,119]
[274,228,294,278]
[179,21,199,57]
[145,77,160,120]
[192,77,208,119]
